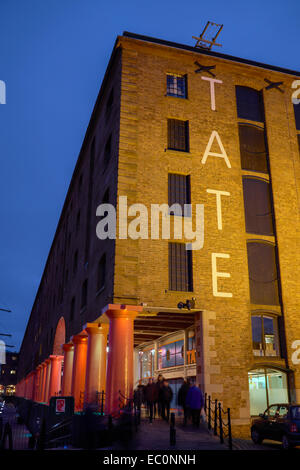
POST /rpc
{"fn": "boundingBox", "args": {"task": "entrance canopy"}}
[134,310,196,346]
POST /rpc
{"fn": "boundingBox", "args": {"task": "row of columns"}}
[16,305,142,414]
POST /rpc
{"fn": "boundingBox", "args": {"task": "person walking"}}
[160,380,173,422]
[155,374,164,417]
[185,381,204,428]
[177,378,190,425]
[133,380,145,422]
[145,378,157,423]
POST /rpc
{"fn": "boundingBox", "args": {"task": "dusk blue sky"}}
[0,0,299,351]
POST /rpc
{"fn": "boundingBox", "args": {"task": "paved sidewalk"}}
[1,402,30,450]
[120,417,227,450]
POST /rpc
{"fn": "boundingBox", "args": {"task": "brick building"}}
[0,351,19,395]
[16,32,300,437]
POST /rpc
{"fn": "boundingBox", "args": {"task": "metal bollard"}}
[213,399,218,435]
[218,403,224,444]
[227,408,232,450]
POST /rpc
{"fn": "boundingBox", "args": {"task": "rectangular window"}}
[251,315,279,357]
[167,74,187,98]
[238,123,268,173]
[76,210,81,233]
[81,279,88,309]
[168,174,191,216]
[247,241,279,305]
[169,242,193,291]
[158,340,184,368]
[73,250,78,274]
[294,103,300,130]
[236,86,264,122]
[97,254,106,291]
[167,119,189,152]
[242,177,274,236]
[70,297,75,321]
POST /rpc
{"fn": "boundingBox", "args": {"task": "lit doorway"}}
[248,368,289,416]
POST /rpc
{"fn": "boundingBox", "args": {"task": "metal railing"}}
[204,393,232,450]
[96,390,106,415]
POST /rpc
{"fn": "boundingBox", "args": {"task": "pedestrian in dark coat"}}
[160,380,173,422]
[177,379,190,425]
[145,378,158,423]
[185,382,204,428]
[133,380,145,420]
[155,374,164,417]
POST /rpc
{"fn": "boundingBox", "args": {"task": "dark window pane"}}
[247,242,279,305]
[167,74,187,98]
[106,88,114,120]
[104,135,112,165]
[263,316,279,357]
[73,250,78,273]
[169,243,193,291]
[242,177,274,235]
[239,124,268,173]
[97,254,106,291]
[252,316,262,355]
[168,174,191,215]
[167,119,189,151]
[70,297,75,321]
[294,103,300,130]
[81,279,88,308]
[236,86,264,122]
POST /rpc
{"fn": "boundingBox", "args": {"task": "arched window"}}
[247,241,279,305]
[236,86,264,122]
[238,123,268,173]
[248,368,288,416]
[242,177,274,235]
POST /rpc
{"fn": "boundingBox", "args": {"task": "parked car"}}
[251,403,300,449]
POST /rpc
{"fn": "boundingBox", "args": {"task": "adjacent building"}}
[16,32,300,437]
[0,351,19,395]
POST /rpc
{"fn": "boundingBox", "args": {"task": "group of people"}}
[177,378,204,427]
[133,376,204,427]
[133,374,173,423]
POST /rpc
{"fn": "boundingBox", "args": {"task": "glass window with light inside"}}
[251,314,279,357]
[167,74,187,98]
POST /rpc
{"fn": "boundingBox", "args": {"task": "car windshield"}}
[290,406,300,420]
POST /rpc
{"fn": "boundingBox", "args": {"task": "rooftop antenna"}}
[193,21,223,50]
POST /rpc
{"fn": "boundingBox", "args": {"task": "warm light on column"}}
[104,304,142,414]
[71,335,88,411]
[61,343,74,396]
[35,366,42,402]
[30,371,37,401]
[40,362,47,403]
[44,359,51,404]
[84,323,109,406]
[48,355,63,400]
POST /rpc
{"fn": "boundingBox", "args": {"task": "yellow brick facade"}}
[111,36,300,437]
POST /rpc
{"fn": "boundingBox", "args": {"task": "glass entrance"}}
[248,368,289,416]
